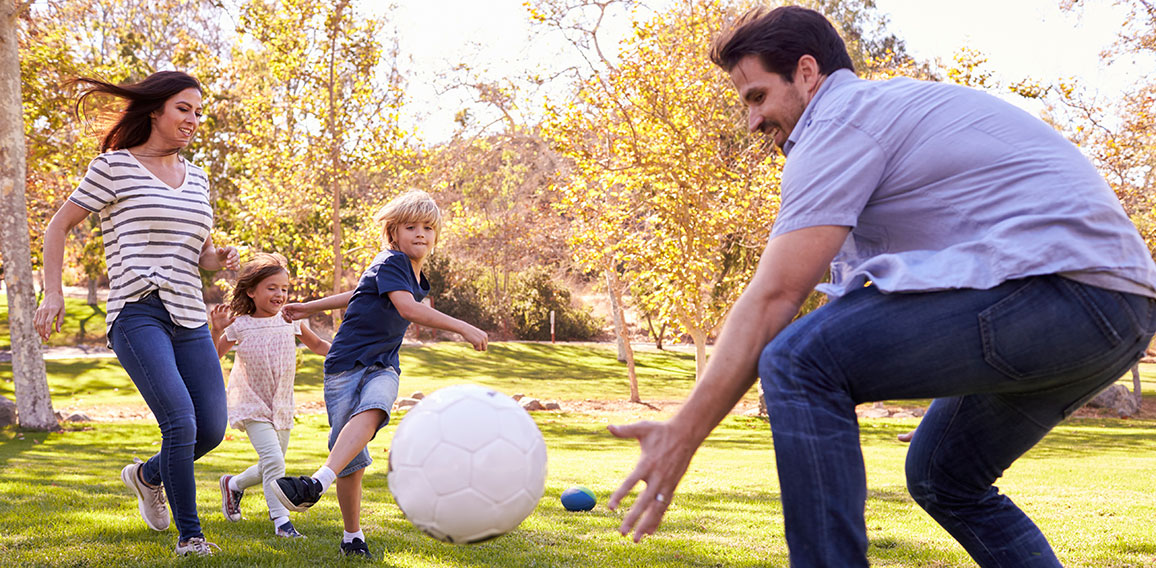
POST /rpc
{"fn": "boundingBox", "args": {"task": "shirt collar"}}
[781,68,858,157]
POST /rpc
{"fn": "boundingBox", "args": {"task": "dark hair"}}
[229,253,289,316]
[73,71,202,152]
[710,6,854,81]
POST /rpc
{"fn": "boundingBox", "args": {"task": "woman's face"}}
[150,87,202,148]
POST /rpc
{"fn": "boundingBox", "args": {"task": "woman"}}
[34,71,238,557]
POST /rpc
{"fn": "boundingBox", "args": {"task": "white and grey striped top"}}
[68,149,213,335]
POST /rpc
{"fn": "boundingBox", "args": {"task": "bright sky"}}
[386,0,1143,143]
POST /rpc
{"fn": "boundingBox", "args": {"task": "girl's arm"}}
[387,290,488,351]
[282,290,355,322]
[297,323,331,356]
[209,305,237,358]
[34,202,91,341]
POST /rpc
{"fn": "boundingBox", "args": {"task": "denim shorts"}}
[323,363,399,477]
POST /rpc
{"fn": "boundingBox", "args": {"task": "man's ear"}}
[795,55,821,90]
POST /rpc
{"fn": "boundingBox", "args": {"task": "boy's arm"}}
[282,290,355,322]
[208,305,236,358]
[387,290,488,351]
[297,322,331,356]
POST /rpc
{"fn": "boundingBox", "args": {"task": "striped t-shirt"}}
[68,149,213,335]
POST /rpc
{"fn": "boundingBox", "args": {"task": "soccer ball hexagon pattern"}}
[387,384,548,544]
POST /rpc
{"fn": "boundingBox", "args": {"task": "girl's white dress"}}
[224,315,302,430]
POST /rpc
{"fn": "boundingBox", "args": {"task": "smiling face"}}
[246,270,290,318]
[729,55,816,150]
[150,87,202,149]
[393,220,438,264]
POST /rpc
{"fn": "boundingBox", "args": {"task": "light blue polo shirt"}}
[773,69,1156,299]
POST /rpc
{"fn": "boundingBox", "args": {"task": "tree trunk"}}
[605,267,639,403]
[688,326,708,381]
[86,277,97,306]
[0,0,57,431]
[327,0,349,319]
[1131,363,1142,408]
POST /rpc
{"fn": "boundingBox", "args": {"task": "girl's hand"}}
[34,293,66,342]
[210,304,236,333]
[217,246,240,271]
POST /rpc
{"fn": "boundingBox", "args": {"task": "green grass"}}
[1,345,1155,566]
[0,293,108,349]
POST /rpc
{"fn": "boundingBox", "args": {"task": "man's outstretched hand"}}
[607,419,698,543]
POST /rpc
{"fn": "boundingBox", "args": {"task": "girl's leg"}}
[241,421,292,522]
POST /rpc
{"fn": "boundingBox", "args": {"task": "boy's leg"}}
[325,409,388,475]
[761,276,1154,567]
[335,468,365,533]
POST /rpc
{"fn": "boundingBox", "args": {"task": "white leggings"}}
[233,420,291,520]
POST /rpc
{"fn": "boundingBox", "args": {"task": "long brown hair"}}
[73,71,202,152]
[229,253,289,316]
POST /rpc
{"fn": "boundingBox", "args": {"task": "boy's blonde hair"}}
[373,190,443,251]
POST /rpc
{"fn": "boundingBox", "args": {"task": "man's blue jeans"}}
[760,276,1156,567]
[110,293,227,541]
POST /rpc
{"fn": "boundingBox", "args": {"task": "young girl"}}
[209,253,330,538]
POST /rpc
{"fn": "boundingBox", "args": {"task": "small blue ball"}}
[560,486,596,511]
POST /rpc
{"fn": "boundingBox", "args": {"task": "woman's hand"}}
[216,246,240,271]
[34,292,67,342]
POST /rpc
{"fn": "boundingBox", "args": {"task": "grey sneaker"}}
[175,536,220,556]
[219,475,243,522]
[120,458,169,531]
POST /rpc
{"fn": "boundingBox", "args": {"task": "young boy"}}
[273,190,487,558]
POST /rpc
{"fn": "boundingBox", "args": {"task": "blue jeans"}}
[324,363,399,477]
[110,293,227,541]
[759,276,1156,567]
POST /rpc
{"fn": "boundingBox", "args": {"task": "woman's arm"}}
[198,236,239,272]
[33,202,92,341]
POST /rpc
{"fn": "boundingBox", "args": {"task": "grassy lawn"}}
[0,293,108,349]
[0,345,1154,566]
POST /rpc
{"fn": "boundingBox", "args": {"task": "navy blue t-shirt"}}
[324,250,429,376]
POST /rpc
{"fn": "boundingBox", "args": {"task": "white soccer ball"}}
[387,384,548,544]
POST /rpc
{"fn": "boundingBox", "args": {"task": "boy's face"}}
[394,220,437,262]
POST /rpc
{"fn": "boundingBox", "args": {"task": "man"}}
[607,6,1156,567]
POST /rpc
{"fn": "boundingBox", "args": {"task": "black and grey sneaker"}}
[340,537,372,559]
[219,475,243,522]
[272,475,323,513]
[275,520,305,538]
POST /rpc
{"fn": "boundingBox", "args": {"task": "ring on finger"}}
[655,493,666,503]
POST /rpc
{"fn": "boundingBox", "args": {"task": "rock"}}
[65,412,92,422]
[410,392,425,400]
[520,398,545,411]
[395,398,420,410]
[512,393,525,401]
[543,401,561,411]
[892,412,915,419]
[861,408,890,419]
[0,396,16,427]
[1085,384,1140,417]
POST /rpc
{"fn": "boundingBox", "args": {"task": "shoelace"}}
[180,537,220,556]
[133,458,166,506]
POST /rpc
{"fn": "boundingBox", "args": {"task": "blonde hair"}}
[373,190,443,251]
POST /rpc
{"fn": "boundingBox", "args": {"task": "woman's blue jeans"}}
[760,276,1156,567]
[110,293,227,541]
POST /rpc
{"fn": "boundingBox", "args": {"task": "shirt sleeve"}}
[67,155,118,213]
[224,321,239,343]
[771,118,887,238]
[374,253,414,297]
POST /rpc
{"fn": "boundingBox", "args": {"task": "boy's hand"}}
[210,304,236,334]
[281,302,309,322]
[461,325,488,352]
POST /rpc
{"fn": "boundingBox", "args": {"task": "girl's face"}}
[394,220,437,262]
[246,270,290,318]
[150,87,203,149]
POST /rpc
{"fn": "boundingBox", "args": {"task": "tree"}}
[1,0,57,432]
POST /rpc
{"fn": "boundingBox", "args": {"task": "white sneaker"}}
[175,536,220,556]
[120,458,169,531]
